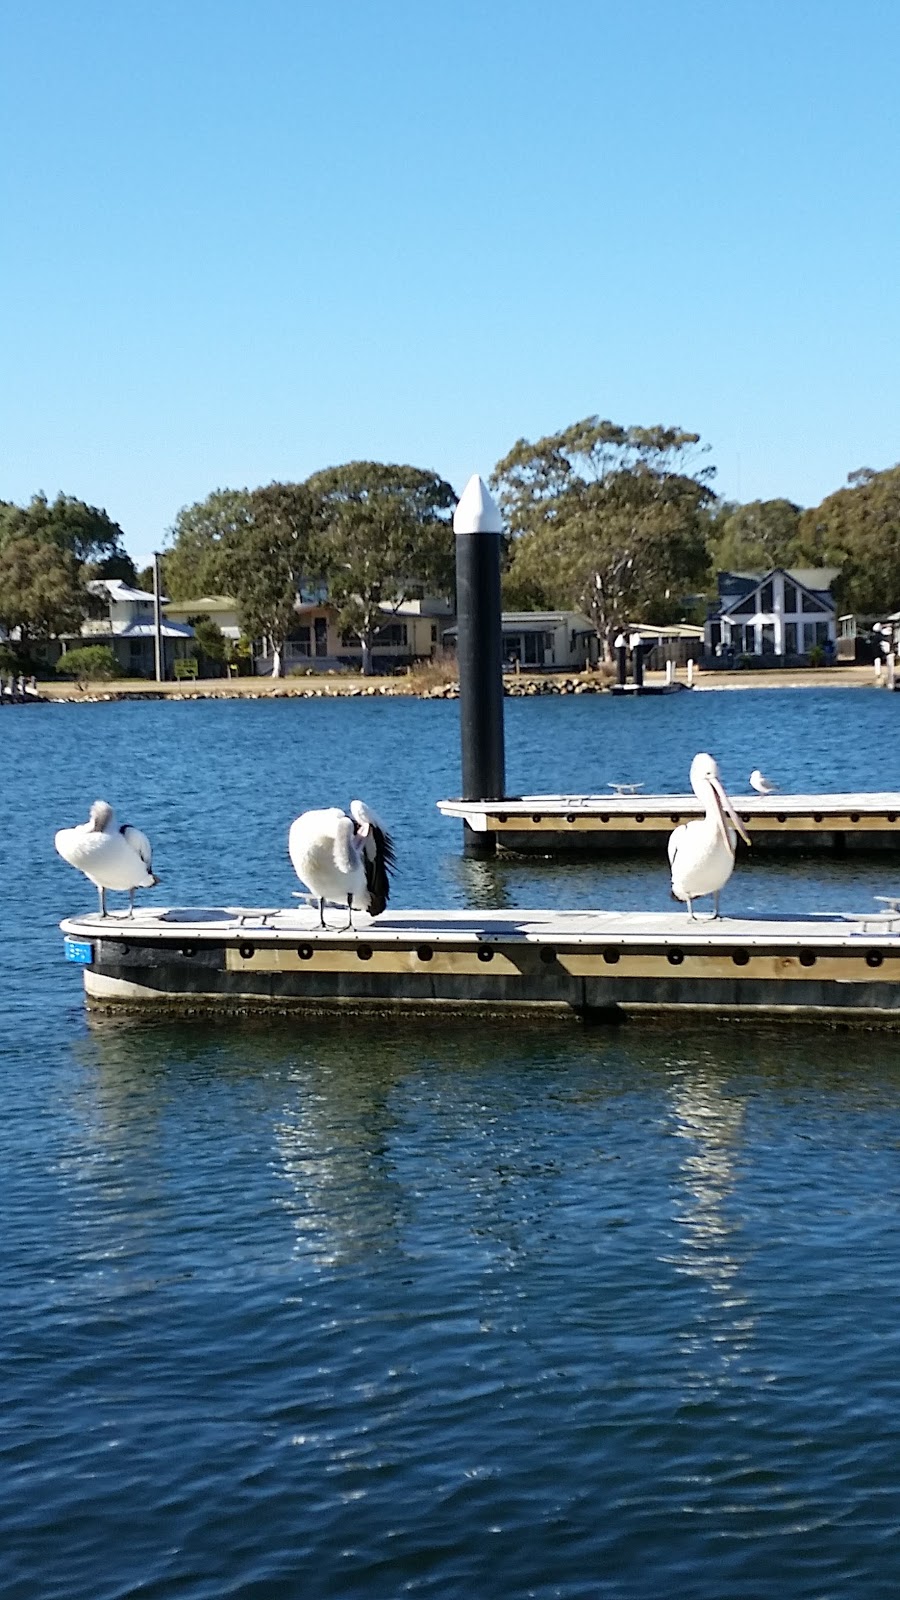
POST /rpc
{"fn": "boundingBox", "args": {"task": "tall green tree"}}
[707,497,803,574]
[307,462,456,674]
[0,492,129,566]
[493,419,715,647]
[163,488,254,599]
[218,482,319,676]
[797,464,900,613]
[0,537,87,644]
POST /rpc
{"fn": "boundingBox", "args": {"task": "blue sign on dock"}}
[64,938,94,966]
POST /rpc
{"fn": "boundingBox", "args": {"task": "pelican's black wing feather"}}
[363,825,396,917]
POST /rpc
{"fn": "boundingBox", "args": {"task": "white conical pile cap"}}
[453,474,503,534]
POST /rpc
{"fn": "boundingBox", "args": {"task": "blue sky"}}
[2,0,898,565]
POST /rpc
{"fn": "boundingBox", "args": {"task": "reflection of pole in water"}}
[448,855,514,911]
[667,1068,755,1365]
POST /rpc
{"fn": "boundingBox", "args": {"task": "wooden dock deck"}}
[61,902,900,1024]
[437,792,900,852]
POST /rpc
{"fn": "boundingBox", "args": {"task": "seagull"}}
[668,754,751,918]
[54,799,159,917]
[288,800,395,929]
[750,769,780,794]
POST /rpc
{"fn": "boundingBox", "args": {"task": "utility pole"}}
[153,552,164,682]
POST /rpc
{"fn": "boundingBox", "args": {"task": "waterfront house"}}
[703,567,839,665]
[252,595,454,675]
[162,595,242,645]
[67,579,195,677]
[442,611,599,671]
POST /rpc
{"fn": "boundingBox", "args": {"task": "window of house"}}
[287,627,311,656]
[375,623,408,647]
[784,622,798,653]
[815,621,830,646]
[802,592,826,612]
[522,632,543,665]
[783,581,797,612]
[430,624,437,643]
[761,623,776,654]
[760,581,774,611]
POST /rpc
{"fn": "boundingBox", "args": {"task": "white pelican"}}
[668,754,751,918]
[750,769,779,794]
[288,800,395,928]
[54,799,159,917]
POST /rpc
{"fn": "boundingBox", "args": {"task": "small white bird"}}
[55,799,159,917]
[750,769,780,794]
[669,753,751,918]
[288,800,395,929]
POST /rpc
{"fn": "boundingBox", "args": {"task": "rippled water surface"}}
[4,689,900,1598]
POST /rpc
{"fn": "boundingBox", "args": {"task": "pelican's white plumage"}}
[668,754,751,918]
[54,799,159,916]
[288,799,395,927]
[750,769,779,794]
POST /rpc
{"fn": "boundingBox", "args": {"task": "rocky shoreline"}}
[32,663,877,704]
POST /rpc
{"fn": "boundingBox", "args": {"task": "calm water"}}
[3,689,900,1598]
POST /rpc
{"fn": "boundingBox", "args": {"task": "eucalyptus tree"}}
[0,536,87,646]
[217,481,319,676]
[798,464,900,614]
[493,418,715,649]
[707,498,803,575]
[307,462,456,674]
[0,492,129,567]
[163,488,255,599]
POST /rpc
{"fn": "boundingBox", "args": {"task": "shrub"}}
[56,645,119,683]
[808,644,826,667]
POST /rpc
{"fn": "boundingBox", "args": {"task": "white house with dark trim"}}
[704,567,839,664]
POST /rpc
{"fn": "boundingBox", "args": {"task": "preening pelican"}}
[288,800,395,928]
[54,799,159,917]
[750,769,779,794]
[668,754,751,918]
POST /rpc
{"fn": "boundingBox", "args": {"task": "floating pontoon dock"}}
[61,903,900,1023]
[437,792,900,853]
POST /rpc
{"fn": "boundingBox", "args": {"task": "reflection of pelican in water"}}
[667,1065,755,1367]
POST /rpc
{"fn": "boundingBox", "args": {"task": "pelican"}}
[54,799,159,917]
[668,754,751,918]
[288,800,395,928]
[750,769,779,794]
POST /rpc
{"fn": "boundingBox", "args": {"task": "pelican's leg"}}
[712,891,721,920]
[98,885,107,918]
[128,888,136,918]
[343,895,355,932]
[318,897,327,928]
[686,895,695,919]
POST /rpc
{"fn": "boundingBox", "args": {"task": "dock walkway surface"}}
[438,792,900,852]
[61,903,900,1024]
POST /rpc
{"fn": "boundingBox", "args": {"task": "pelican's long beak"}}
[710,777,752,848]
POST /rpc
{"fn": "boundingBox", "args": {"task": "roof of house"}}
[626,623,704,639]
[119,620,195,639]
[87,578,163,603]
[162,595,239,613]
[716,566,838,618]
